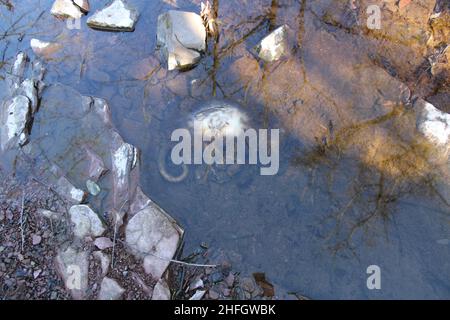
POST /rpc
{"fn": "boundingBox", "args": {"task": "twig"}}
[19,190,25,252]
[147,252,217,268]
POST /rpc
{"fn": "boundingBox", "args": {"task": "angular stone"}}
[87,0,139,32]
[125,200,183,280]
[98,277,124,300]
[0,95,31,151]
[69,205,105,238]
[256,25,288,62]
[152,279,171,300]
[94,237,113,250]
[51,0,83,19]
[157,10,206,70]
[55,245,89,300]
[85,147,108,181]
[111,134,138,212]
[416,99,450,152]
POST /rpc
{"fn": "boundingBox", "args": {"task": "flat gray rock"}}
[55,245,89,300]
[126,198,183,280]
[157,10,206,70]
[87,0,139,32]
[98,277,125,300]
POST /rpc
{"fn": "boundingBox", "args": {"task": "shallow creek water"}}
[0,0,449,299]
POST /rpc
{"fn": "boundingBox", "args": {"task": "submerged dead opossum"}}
[159,100,249,183]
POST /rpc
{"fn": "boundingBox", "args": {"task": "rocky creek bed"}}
[0,0,449,300]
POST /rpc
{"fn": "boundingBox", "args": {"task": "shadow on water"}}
[0,0,449,298]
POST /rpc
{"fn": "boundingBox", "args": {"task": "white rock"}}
[256,25,288,62]
[11,52,28,83]
[157,10,206,70]
[98,277,125,300]
[111,136,138,213]
[152,279,171,300]
[416,99,450,152]
[125,202,183,280]
[0,95,31,151]
[69,205,105,238]
[94,237,113,250]
[51,0,83,19]
[87,0,139,32]
[16,79,38,114]
[55,246,89,300]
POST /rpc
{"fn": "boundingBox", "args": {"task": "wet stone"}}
[51,0,84,19]
[0,95,31,151]
[87,0,139,32]
[256,25,288,62]
[157,10,206,70]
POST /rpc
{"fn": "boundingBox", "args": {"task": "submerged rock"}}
[69,205,105,238]
[86,179,101,196]
[54,175,86,204]
[87,0,139,32]
[98,277,124,300]
[55,245,89,300]
[157,10,206,70]
[0,95,31,151]
[256,25,288,62]
[30,39,62,58]
[416,99,450,153]
[125,197,183,280]
[51,0,84,19]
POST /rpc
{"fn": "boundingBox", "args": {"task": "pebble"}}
[33,270,42,279]
[222,288,231,297]
[224,273,235,287]
[32,234,42,245]
[208,289,219,300]
[240,277,256,293]
[211,271,224,283]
